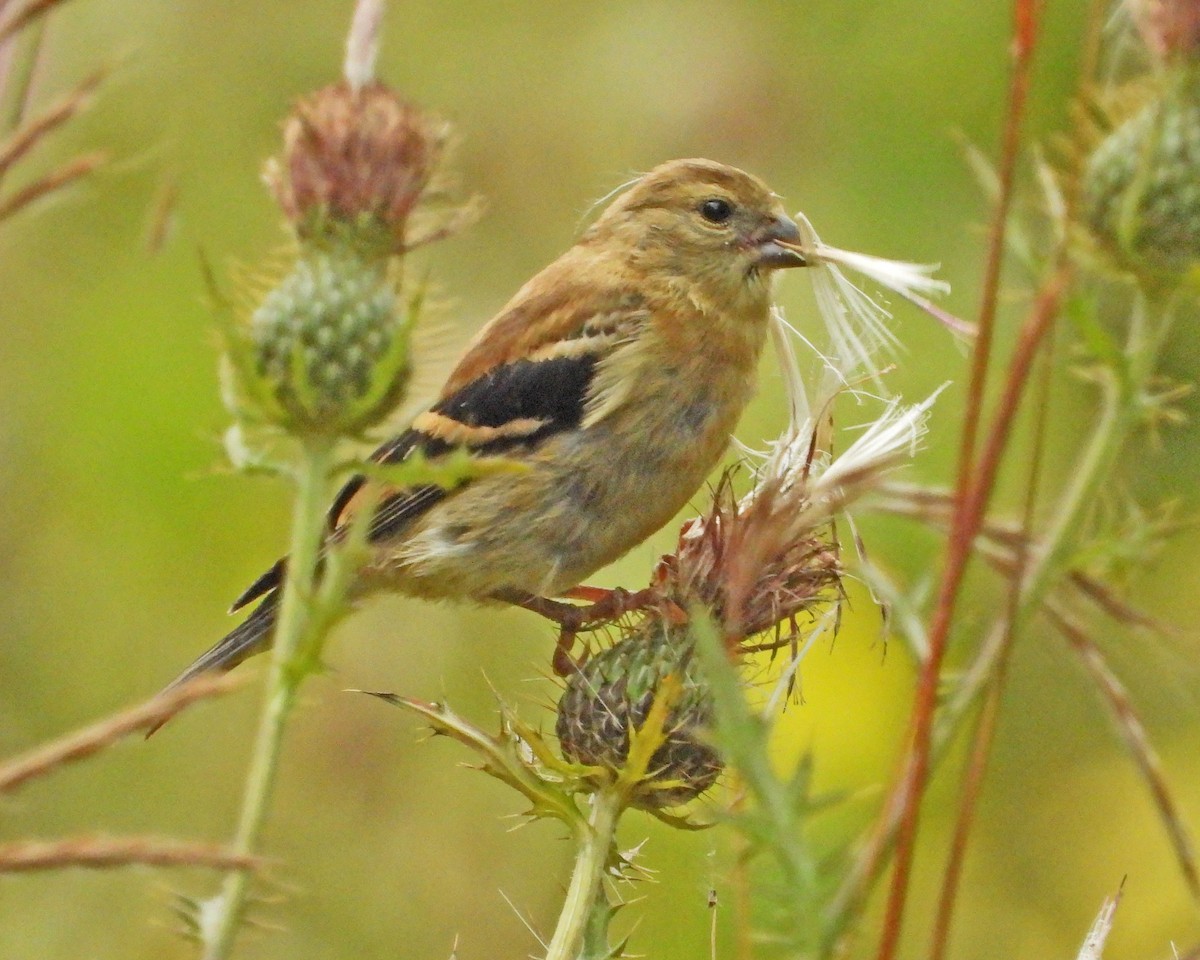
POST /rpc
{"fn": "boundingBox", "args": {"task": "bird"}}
[162,157,807,693]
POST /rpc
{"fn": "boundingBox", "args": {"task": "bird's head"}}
[584,158,807,304]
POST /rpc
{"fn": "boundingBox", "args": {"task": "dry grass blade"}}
[0,0,78,47]
[0,67,105,179]
[873,482,1175,636]
[0,672,246,794]
[0,836,261,873]
[1047,603,1200,900]
[143,171,179,254]
[1066,571,1175,635]
[0,148,104,221]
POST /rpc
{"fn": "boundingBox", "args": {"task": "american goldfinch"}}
[166,158,806,689]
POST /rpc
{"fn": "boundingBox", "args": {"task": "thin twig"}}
[875,1,1047,951]
[0,0,78,47]
[0,836,261,873]
[876,258,1066,960]
[0,12,43,135]
[827,621,1011,948]
[0,672,246,794]
[929,255,1060,960]
[0,148,105,221]
[1047,604,1200,899]
[0,67,104,179]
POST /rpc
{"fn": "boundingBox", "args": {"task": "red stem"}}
[873,255,1066,960]
[929,262,1059,960]
[873,0,1044,949]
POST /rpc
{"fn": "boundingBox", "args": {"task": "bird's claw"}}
[512,586,673,676]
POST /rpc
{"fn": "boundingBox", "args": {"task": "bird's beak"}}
[753,215,807,269]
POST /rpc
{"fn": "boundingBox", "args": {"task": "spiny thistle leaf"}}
[356,692,587,833]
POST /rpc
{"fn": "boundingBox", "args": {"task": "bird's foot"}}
[511,587,680,676]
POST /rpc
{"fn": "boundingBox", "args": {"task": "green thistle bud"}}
[556,625,722,809]
[1082,69,1200,279]
[245,248,409,435]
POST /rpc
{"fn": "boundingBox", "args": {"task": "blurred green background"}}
[2,1,1198,958]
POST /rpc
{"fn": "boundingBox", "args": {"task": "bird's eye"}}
[699,198,734,224]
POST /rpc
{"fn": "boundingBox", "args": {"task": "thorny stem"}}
[1016,291,1174,622]
[202,438,334,960]
[544,787,623,960]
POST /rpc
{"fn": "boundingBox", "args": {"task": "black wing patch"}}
[366,353,598,542]
[428,352,598,454]
[228,352,598,609]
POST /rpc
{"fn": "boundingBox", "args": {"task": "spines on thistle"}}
[263,81,449,258]
[556,622,723,809]
[552,374,936,811]
[247,249,408,434]
[224,79,466,439]
[1081,3,1200,284]
[1082,68,1200,280]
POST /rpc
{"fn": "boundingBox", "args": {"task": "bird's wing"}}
[228,282,648,612]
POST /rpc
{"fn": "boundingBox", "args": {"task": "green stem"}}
[545,788,623,960]
[201,437,335,960]
[1016,290,1172,623]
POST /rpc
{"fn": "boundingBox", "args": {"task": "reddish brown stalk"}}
[874,3,1045,954]
[0,836,261,873]
[928,679,1004,959]
[930,262,1060,960]
[1047,604,1200,898]
[952,0,1041,492]
[875,257,1068,960]
[0,0,76,46]
[0,68,104,178]
[0,673,244,794]
[0,148,104,220]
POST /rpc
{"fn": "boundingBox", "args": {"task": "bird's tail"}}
[148,592,279,734]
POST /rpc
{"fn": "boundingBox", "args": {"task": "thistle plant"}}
[359,230,948,956]
[832,4,1200,959]
[11,2,1200,958]
[187,3,478,956]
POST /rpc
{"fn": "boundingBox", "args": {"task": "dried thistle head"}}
[264,81,450,255]
[1130,0,1200,63]
[554,458,843,810]
[554,385,937,809]
[677,468,843,646]
[553,459,842,810]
